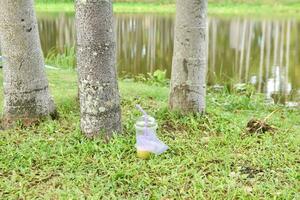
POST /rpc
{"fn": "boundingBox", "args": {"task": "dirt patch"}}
[240,166,263,178]
[246,119,275,134]
[162,120,186,133]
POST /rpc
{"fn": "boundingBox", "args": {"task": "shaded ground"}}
[0,70,299,199]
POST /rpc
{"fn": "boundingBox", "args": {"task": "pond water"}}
[37,13,300,105]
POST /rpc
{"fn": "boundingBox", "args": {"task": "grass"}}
[35,2,176,14]
[45,47,76,70]
[0,69,299,199]
[34,1,300,16]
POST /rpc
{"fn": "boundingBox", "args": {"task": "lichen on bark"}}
[0,0,57,128]
[75,0,122,138]
[169,0,208,114]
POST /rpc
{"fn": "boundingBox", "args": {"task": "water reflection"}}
[36,13,300,104]
[206,18,299,105]
[115,15,174,77]
[38,13,75,52]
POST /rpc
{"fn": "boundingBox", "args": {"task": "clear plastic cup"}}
[135,115,158,135]
[134,105,168,158]
[135,115,157,159]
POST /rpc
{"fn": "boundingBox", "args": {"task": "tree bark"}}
[0,0,56,128]
[258,21,266,92]
[75,0,122,138]
[239,20,247,81]
[245,21,253,82]
[169,0,208,113]
[273,22,279,66]
[265,21,272,81]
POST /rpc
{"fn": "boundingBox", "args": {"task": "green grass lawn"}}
[0,69,299,199]
[35,1,300,17]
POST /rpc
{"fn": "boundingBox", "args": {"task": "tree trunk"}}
[239,20,247,81]
[75,0,122,138]
[258,21,266,92]
[265,21,272,81]
[273,22,279,66]
[245,21,253,82]
[169,0,208,113]
[279,22,285,68]
[0,0,56,128]
[285,20,291,103]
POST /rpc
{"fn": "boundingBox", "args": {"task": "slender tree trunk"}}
[0,0,56,128]
[285,20,291,73]
[211,19,217,77]
[239,20,247,81]
[273,22,279,66]
[279,22,285,67]
[265,21,272,81]
[285,20,291,103]
[258,21,266,92]
[245,21,253,82]
[295,23,299,66]
[234,19,241,74]
[75,0,121,138]
[169,0,208,113]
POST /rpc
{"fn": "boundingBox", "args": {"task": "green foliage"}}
[0,70,299,199]
[45,46,76,69]
[233,83,256,98]
[122,70,169,86]
[148,70,168,86]
[34,0,300,16]
[35,0,299,4]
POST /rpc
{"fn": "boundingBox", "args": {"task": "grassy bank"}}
[0,69,299,199]
[35,2,176,14]
[35,2,300,16]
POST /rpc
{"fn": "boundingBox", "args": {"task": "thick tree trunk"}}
[0,0,56,127]
[169,0,208,113]
[75,0,122,138]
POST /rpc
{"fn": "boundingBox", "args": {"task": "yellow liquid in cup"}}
[137,150,151,159]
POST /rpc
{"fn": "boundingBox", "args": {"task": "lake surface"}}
[37,13,300,105]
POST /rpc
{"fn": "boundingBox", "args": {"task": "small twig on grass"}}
[263,108,281,122]
[246,108,281,134]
